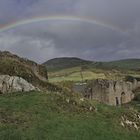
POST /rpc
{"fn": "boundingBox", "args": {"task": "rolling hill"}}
[95,59,140,70]
[44,57,140,71]
[44,57,140,82]
[43,57,93,71]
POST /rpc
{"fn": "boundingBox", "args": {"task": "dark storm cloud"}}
[0,0,140,63]
[0,0,39,24]
[75,0,140,29]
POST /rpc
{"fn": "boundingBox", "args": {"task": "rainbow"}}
[0,16,125,33]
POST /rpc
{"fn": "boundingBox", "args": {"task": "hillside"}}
[95,59,140,70]
[43,57,92,71]
[0,51,49,88]
[44,57,140,82]
[0,53,140,139]
[0,90,140,140]
[44,57,140,72]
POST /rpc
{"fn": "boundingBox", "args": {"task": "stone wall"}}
[84,79,140,106]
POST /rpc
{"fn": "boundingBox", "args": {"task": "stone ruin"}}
[0,75,39,94]
[83,78,140,106]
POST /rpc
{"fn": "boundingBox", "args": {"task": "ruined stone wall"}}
[132,79,140,91]
[108,81,134,106]
[85,79,140,106]
[84,79,110,104]
[94,81,110,104]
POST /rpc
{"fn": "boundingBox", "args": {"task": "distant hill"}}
[43,57,92,71]
[0,51,48,88]
[96,59,140,70]
[44,57,140,71]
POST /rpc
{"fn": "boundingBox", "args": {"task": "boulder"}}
[0,75,39,94]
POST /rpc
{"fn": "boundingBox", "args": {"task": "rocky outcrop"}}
[0,51,48,84]
[0,75,39,94]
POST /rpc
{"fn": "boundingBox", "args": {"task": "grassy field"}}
[48,67,109,82]
[48,66,140,83]
[49,69,106,82]
[44,57,140,83]
[0,91,140,140]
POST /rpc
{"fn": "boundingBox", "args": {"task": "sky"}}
[0,0,140,63]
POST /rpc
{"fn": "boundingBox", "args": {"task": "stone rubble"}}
[120,113,140,130]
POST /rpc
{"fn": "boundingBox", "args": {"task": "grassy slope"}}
[43,57,92,72]
[48,66,139,83]
[0,91,139,140]
[44,57,140,72]
[0,52,62,91]
[0,52,48,81]
[45,58,140,82]
[48,67,106,82]
[97,59,140,70]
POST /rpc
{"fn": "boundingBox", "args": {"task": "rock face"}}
[83,79,140,106]
[0,75,39,94]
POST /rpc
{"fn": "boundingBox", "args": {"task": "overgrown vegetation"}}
[1,52,140,139]
[0,91,140,140]
[0,52,61,92]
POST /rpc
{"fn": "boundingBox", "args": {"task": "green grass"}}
[48,67,133,83]
[48,65,140,83]
[49,71,105,82]
[44,57,140,72]
[48,67,106,82]
[0,91,140,140]
[103,59,140,70]
[0,52,49,89]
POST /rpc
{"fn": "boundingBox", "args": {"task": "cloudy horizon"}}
[0,0,140,63]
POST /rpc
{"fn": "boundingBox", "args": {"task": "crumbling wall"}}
[108,81,134,106]
[84,79,140,106]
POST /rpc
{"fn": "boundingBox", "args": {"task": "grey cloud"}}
[0,0,38,24]
[75,0,140,30]
[0,0,140,62]
[23,0,78,17]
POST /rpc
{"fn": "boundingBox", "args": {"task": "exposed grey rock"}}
[0,75,39,94]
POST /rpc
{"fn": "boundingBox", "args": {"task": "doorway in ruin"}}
[0,90,2,94]
[121,92,126,104]
[115,97,119,106]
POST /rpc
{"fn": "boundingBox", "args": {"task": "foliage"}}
[0,91,139,140]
